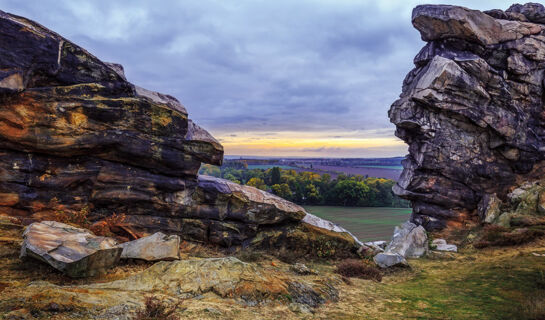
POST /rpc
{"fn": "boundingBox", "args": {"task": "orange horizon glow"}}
[213,131,407,157]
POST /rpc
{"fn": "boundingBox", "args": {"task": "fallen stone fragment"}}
[374,221,427,268]
[118,232,180,261]
[374,252,409,269]
[290,263,318,275]
[364,241,387,252]
[431,239,458,252]
[20,221,121,277]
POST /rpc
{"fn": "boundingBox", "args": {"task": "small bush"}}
[52,205,90,228]
[475,225,545,248]
[335,259,382,282]
[90,213,127,237]
[133,296,184,320]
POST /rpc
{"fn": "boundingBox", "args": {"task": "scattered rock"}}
[373,252,408,269]
[364,240,387,252]
[431,239,457,252]
[290,263,318,275]
[20,221,121,277]
[374,221,428,268]
[118,232,180,261]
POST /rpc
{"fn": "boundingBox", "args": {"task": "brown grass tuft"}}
[475,225,545,248]
[335,259,382,282]
[133,296,185,320]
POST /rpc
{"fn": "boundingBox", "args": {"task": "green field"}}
[246,164,298,170]
[303,206,411,242]
[356,165,403,170]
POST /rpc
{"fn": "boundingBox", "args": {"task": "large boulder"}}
[0,10,360,258]
[389,3,545,231]
[20,221,121,277]
[374,221,428,268]
[118,232,180,261]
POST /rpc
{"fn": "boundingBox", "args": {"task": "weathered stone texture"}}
[390,3,545,231]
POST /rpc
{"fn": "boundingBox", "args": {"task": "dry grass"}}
[474,225,545,248]
[335,259,382,282]
[133,296,185,320]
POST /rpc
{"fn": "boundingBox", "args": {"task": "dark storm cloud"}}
[0,0,517,139]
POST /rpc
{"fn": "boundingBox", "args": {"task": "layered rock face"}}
[389,3,545,230]
[0,11,358,255]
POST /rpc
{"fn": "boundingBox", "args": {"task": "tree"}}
[246,177,267,190]
[326,179,370,206]
[271,183,293,200]
[224,173,241,184]
[270,167,281,185]
[305,184,322,204]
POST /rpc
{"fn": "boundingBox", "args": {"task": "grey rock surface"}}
[390,3,545,231]
[119,232,180,261]
[20,221,121,277]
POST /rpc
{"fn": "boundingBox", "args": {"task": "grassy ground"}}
[1,217,545,319]
[304,206,411,242]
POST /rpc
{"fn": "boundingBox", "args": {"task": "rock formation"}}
[0,10,359,256]
[389,3,545,231]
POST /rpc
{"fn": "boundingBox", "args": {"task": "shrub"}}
[90,213,127,237]
[133,296,184,320]
[52,205,90,228]
[475,225,545,248]
[335,259,382,282]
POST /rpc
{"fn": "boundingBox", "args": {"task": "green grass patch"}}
[385,252,545,319]
[303,206,411,242]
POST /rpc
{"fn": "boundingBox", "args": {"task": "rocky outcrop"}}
[389,3,545,231]
[0,257,342,318]
[20,221,121,277]
[0,10,359,256]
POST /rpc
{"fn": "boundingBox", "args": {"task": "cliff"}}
[0,10,358,256]
[389,3,545,231]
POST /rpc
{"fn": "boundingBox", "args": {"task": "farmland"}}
[303,206,411,242]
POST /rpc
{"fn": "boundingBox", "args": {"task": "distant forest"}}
[200,161,409,208]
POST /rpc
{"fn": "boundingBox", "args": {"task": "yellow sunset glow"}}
[214,131,407,157]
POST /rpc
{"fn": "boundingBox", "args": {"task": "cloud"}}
[0,0,517,156]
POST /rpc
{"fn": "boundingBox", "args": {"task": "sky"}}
[0,0,516,157]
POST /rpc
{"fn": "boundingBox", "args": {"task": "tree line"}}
[200,164,409,207]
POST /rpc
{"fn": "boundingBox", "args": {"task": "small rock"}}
[118,232,180,261]
[431,239,457,252]
[373,252,408,269]
[290,263,318,275]
[20,221,121,278]
[364,240,387,253]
